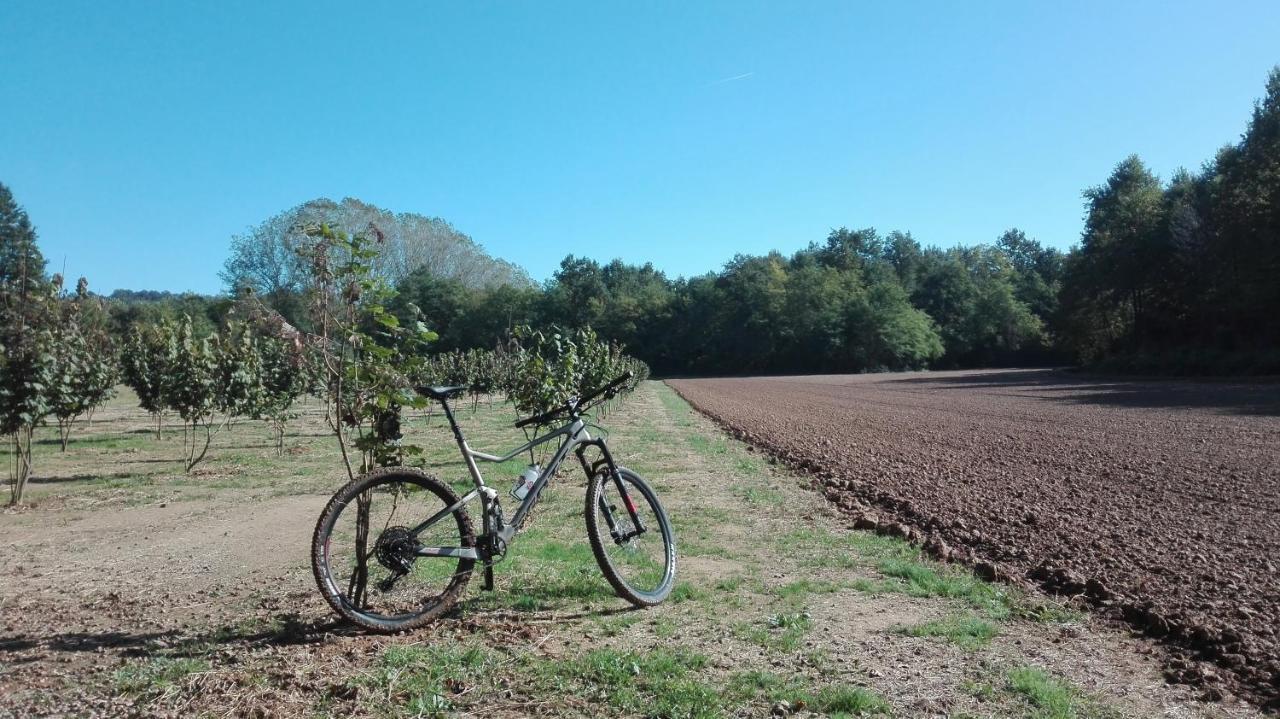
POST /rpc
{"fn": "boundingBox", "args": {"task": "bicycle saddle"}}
[418,385,468,400]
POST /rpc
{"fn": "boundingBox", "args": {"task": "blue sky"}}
[2,1,1278,294]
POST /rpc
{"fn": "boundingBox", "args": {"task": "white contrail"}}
[707,71,754,86]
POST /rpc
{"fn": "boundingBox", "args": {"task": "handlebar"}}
[513,372,633,429]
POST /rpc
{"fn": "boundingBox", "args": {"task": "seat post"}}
[439,398,467,447]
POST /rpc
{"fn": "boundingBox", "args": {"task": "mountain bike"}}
[311,372,677,632]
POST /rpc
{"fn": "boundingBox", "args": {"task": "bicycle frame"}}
[408,396,645,565]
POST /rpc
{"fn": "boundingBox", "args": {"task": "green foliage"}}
[120,314,304,470]
[875,557,1013,618]
[220,197,533,326]
[502,325,647,420]
[46,277,120,450]
[254,333,309,454]
[353,643,497,717]
[849,280,945,369]
[295,222,438,476]
[210,321,265,420]
[167,316,217,426]
[0,182,47,294]
[0,181,55,504]
[105,289,226,342]
[1059,66,1280,369]
[121,319,179,423]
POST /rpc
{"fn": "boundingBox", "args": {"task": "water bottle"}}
[511,464,540,500]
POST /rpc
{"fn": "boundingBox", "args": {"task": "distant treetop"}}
[220,197,534,301]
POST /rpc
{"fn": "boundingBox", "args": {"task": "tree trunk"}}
[8,427,34,506]
[186,421,214,472]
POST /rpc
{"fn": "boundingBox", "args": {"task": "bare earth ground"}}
[0,381,1267,718]
[667,370,1280,712]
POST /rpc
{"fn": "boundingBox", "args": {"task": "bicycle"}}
[311,372,677,632]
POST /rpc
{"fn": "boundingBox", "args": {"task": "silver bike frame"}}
[410,411,593,560]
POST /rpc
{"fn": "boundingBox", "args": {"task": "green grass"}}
[357,639,893,719]
[771,578,845,599]
[874,558,1013,618]
[725,671,891,716]
[494,536,618,610]
[712,576,754,593]
[671,581,712,604]
[735,610,814,652]
[353,643,497,717]
[538,648,721,719]
[1004,665,1119,719]
[113,657,210,700]
[856,556,1081,626]
[686,434,729,458]
[810,685,893,716]
[724,670,811,704]
[592,609,644,637]
[778,525,918,570]
[897,614,999,650]
[731,484,784,505]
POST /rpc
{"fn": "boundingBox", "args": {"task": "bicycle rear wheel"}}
[312,467,475,632]
[585,467,676,606]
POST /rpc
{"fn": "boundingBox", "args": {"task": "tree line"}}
[369,228,1060,376]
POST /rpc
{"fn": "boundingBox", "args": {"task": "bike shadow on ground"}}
[0,613,349,661]
[0,603,640,664]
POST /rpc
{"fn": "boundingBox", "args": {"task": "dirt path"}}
[2,492,324,631]
[0,381,1264,717]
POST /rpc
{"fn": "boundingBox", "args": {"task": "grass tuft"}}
[898,614,999,649]
[541,648,720,719]
[113,657,209,700]
[355,643,497,717]
[735,611,814,652]
[874,558,1013,619]
[810,684,893,715]
[1005,665,1120,719]
[671,581,712,603]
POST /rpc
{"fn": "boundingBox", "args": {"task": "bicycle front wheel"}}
[312,467,475,633]
[585,466,676,606]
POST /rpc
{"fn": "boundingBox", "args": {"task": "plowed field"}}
[668,369,1280,710]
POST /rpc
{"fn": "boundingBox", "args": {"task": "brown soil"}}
[668,369,1280,711]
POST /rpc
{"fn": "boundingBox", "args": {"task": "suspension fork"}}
[575,439,647,541]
